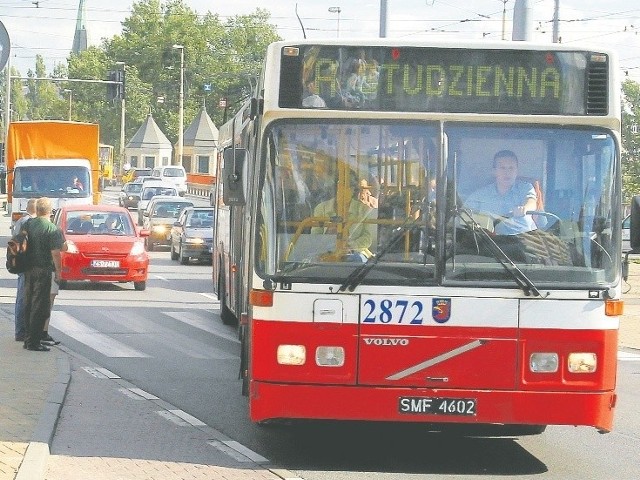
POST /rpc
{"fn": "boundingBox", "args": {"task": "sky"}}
[1,0,639,81]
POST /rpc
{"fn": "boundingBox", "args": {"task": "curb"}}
[15,353,71,480]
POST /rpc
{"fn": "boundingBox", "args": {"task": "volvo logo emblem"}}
[363,337,409,346]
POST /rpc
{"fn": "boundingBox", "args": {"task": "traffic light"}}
[116,69,125,99]
[106,70,118,101]
[106,69,125,101]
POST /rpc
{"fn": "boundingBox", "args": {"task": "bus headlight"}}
[316,346,345,367]
[568,353,597,373]
[529,352,558,373]
[277,345,306,365]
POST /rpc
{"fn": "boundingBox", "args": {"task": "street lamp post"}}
[63,89,72,120]
[328,7,341,38]
[115,62,126,177]
[172,44,184,167]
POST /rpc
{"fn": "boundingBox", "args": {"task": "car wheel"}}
[58,280,68,290]
[134,281,146,291]
[170,242,179,260]
[179,244,189,265]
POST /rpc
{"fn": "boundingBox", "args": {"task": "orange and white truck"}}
[5,121,101,229]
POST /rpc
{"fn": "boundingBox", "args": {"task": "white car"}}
[151,165,187,196]
[137,184,178,225]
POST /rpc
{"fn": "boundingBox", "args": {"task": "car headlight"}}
[130,241,145,256]
[152,224,167,233]
[64,240,79,254]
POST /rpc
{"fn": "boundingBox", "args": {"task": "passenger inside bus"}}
[310,170,377,262]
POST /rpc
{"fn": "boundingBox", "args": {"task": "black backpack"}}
[6,219,32,274]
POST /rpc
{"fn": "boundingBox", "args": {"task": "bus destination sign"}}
[280,45,607,115]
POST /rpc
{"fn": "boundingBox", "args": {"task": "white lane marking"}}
[156,410,190,426]
[618,351,640,361]
[107,312,236,359]
[129,388,159,400]
[208,440,255,462]
[95,367,120,379]
[51,311,149,358]
[222,441,269,464]
[119,388,146,400]
[82,367,117,379]
[163,311,240,344]
[199,292,219,302]
[154,275,169,282]
[168,409,206,426]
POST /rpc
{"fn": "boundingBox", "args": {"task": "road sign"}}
[0,20,10,71]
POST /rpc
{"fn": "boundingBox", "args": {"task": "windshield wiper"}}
[339,217,425,292]
[455,208,547,297]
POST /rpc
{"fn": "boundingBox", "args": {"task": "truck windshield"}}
[14,166,91,198]
[255,121,618,289]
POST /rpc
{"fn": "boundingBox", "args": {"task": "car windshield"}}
[163,168,185,178]
[142,187,175,200]
[65,211,135,235]
[152,202,192,218]
[186,210,214,227]
[256,121,619,289]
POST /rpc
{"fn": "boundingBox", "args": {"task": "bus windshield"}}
[257,121,618,288]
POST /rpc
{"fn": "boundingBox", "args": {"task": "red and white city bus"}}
[213,39,622,433]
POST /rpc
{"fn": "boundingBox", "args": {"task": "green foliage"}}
[2,0,280,162]
[622,79,640,205]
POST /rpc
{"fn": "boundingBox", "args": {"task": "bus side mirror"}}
[630,195,640,253]
[222,148,246,206]
[249,98,263,120]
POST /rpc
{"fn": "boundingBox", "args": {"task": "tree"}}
[0,0,281,161]
[622,79,640,204]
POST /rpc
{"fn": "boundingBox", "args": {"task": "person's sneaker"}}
[27,344,50,352]
[41,334,60,346]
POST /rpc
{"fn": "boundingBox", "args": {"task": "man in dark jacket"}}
[23,197,64,352]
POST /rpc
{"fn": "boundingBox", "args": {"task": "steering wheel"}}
[525,210,562,231]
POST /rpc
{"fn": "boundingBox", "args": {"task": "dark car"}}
[142,196,194,251]
[170,206,214,264]
[118,181,143,209]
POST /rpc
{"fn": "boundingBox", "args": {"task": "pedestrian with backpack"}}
[12,198,36,341]
[22,197,64,352]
